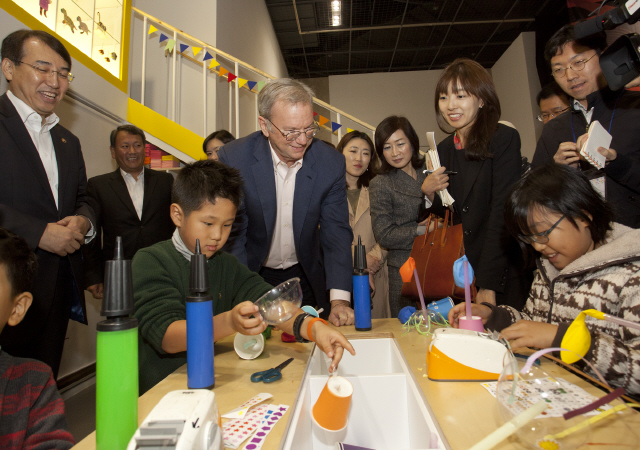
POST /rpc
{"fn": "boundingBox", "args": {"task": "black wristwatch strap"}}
[293,313,311,343]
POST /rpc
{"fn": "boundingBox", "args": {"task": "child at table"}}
[134,160,355,394]
[448,164,640,397]
[0,228,74,449]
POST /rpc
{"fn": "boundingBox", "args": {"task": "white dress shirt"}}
[573,98,593,123]
[8,90,60,207]
[264,142,350,303]
[120,168,145,220]
[264,145,302,269]
[7,90,95,241]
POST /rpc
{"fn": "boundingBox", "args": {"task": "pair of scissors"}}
[250,358,294,383]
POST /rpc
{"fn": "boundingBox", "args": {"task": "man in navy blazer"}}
[0,30,95,377]
[85,124,175,299]
[219,78,354,326]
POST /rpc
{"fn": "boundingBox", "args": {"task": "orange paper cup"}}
[312,376,353,431]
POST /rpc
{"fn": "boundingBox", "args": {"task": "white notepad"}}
[580,120,611,169]
[425,132,455,207]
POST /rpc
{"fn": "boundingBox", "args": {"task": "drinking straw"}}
[413,268,428,312]
[468,400,547,450]
[585,309,640,331]
[464,260,472,320]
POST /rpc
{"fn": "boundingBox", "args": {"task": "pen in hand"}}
[424,170,457,175]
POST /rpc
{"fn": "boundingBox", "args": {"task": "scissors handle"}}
[250,368,282,383]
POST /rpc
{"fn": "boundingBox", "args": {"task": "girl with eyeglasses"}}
[448,164,640,396]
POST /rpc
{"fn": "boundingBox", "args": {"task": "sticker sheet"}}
[243,405,289,450]
[223,404,271,449]
[222,393,273,419]
[481,377,612,419]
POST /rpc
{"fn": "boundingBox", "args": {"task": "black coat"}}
[0,92,95,347]
[85,168,175,286]
[532,87,640,228]
[428,124,530,309]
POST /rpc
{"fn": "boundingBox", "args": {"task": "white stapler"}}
[126,390,223,450]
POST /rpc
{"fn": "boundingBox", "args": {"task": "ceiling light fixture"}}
[331,1,341,26]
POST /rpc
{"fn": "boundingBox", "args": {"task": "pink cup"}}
[459,315,484,332]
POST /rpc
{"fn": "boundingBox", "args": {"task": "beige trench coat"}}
[349,187,390,318]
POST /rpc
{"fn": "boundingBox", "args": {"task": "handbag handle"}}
[439,208,455,247]
[419,214,432,250]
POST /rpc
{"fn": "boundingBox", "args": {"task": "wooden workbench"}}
[73,319,639,449]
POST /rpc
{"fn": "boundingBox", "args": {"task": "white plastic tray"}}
[279,335,450,450]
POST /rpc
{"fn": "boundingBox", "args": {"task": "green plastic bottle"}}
[96,237,138,449]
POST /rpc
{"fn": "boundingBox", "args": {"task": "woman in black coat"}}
[422,58,532,309]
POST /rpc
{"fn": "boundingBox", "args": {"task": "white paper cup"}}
[234,333,265,360]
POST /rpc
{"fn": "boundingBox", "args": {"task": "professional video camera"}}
[575,0,640,90]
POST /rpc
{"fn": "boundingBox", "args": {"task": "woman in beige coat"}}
[336,131,390,318]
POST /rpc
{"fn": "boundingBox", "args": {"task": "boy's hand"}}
[448,302,492,328]
[500,320,558,350]
[228,301,267,335]
[311,322,356,373]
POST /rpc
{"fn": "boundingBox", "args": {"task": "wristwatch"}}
[293,312,311,343]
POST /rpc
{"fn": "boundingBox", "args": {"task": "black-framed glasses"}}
[518,215,565,245]
[268,120,318,142]
[537,107,570,122]
[551,53,597,79]
[14,60,74,82]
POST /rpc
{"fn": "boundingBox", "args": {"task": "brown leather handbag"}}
[401,209,476,301]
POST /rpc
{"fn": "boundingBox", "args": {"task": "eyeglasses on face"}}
[268,120,319,142]
[518,214,566,245]
[14,60,74,82]
[551,53,597,79]
[537,107,570,122]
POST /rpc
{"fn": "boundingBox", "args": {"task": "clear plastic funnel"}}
[254,277,302,325]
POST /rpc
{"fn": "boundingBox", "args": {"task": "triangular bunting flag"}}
[247,81,257,91]
[219,67,229,77]
[192,47,202,56]
[318,115,330,127]
[148,25,158,35]
[347,128,354,133]
[313,112,318,117]
[257,81,266,92]
[159,33,169,43]
[227,73,237,83]
[179,43,189,53]
[209,59,220,69]
[331,122,342,133]
[238,78,248,88]
[165,39,176,52]
[203,51,213,61]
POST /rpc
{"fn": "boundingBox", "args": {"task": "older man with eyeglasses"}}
[532,23,640,229]
[218,79,355,327]
[0,29,96,377]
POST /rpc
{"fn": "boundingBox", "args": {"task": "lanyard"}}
[570,90,624,143]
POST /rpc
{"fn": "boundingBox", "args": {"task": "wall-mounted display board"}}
[2,0,130,92]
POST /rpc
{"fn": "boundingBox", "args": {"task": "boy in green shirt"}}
[134,161,355,393]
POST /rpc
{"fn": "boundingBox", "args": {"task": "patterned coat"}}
[485,223,640,396]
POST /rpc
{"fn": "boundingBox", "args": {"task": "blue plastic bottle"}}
[186,239,215,389]
[353,236,372,331]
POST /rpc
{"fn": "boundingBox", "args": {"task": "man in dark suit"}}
[85,125,175,299]
[0,30,96,377]
[219,78,354,327]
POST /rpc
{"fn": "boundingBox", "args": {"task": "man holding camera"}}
[532,24,640,228]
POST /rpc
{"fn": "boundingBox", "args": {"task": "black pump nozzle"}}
[190,239,209,294]
[101,236,134,317]
[353,235,368,275]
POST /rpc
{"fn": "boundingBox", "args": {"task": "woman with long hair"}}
[422,58,531,309]
[369,116,428,317]
[336,131,390,318]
